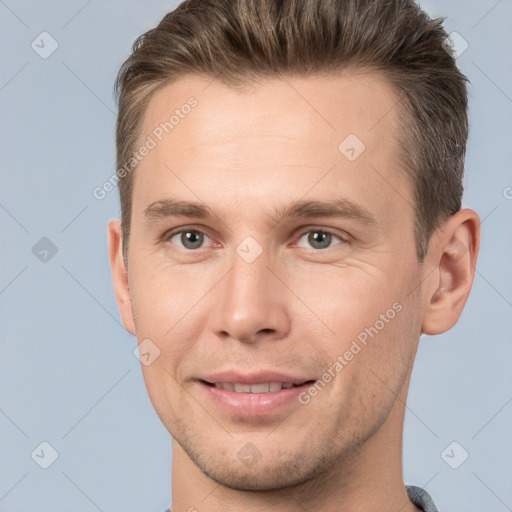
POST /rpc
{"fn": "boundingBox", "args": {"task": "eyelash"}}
[163,226,350,251]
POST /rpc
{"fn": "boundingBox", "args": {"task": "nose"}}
[209,250,291,345]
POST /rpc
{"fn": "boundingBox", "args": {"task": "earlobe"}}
[421,209,481,336]
[107,220,136,335]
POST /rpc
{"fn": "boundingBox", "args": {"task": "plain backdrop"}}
[1,1,511,511]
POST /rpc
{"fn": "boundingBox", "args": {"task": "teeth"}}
[250,383,270,393]
[213,381,302,393]
[234,383,251,393]
[269,381,282,392]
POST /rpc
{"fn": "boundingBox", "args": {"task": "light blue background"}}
[1,1,511,511]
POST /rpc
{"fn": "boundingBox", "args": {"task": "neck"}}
[170,372,421,512]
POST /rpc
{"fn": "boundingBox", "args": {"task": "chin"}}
[200,462,315,491]
[183,438,336,492]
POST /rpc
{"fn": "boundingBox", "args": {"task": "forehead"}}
[133,71,412,229]
[142,71,401,153]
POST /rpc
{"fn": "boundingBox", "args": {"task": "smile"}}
[207,381,312,393]
[198,378,317,417]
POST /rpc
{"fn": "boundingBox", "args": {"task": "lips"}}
[194,370,318,416]
[200,370,314,388]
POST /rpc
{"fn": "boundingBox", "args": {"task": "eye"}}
[164,227,349,252]
[294,228,348,250]
[167,229,212,250]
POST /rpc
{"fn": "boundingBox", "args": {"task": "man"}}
[108,1,480,511]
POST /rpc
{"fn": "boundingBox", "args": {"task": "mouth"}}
[200,380,316,393]
[197,378,317,417]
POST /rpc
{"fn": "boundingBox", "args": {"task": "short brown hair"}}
[114,0,468,263]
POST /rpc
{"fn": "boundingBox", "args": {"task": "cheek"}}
[129,259,192,331]
[129,262,200,380]
[295,268,397,339]
[338,293,420,390]
[132,266,197,427]
[318,300,419,431]
[303,266,419,386]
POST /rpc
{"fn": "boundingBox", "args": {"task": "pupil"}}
[183,231,203,249]
[309,231,330,249]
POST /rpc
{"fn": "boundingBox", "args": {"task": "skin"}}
[108,72,480,512]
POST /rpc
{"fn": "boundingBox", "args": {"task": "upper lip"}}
[199,370,316,385]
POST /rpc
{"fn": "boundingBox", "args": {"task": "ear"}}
[107,220,136,335]
[421,208,481,335]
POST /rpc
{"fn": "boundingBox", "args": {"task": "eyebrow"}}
[143,197,378,227]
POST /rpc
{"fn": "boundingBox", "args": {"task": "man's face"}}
[120,72,426,489]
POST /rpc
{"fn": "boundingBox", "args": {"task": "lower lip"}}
[198,381,313,417]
